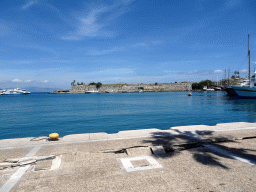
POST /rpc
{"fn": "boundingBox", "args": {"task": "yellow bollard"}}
[49,133,59,140]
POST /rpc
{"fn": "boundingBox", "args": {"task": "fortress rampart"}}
[70,83,192,94]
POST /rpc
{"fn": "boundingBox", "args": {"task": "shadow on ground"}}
[142,129,256,169]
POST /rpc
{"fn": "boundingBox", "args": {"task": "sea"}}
[1,91,256,140]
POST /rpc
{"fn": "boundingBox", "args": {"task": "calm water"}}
[1,91,256,140]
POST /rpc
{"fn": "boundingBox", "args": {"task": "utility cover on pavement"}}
[120,156,163,172]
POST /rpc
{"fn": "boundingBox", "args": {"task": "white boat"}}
[203,86,215,91]
[237,79,250,87]
[138,77,143,93]
[122,90,135,93]
[108,90,115,93]
[214,87,222,91]
[85,90,99,94]
[232,77,256,98]
[1,88,30,95]
[229,35,256,98]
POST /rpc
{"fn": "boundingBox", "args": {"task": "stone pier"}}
[1,122,256,191]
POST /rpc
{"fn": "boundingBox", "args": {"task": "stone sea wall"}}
[70,83,192,94]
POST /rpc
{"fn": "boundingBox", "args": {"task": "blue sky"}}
[1,0,256,89]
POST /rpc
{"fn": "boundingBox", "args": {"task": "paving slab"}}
[34,159,53,171]
[126,147,152,156]
[0,138,32,149]
[62,133,90,142]
[215,122,256,130]
[9,144,255,191]
[170,122,256,133]
[88,132,117,140]
[116,128,168,138]
[14,144,256,192]
[0,148,32,162]
[213,139,256,162]
[195,129,256,142]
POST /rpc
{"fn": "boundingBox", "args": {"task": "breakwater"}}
[70,83,192,94]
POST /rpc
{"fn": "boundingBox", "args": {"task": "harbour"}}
[1,91,256,140]
[1,0,256,191]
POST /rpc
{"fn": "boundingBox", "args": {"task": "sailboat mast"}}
[248,34,251,81]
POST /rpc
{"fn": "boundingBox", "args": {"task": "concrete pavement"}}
[1,122,256,191]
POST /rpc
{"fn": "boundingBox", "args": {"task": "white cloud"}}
[152,40,162,45]
[62,1,133,40]
[62,8,112,40]
[86,68,135,77]
[240,69,247,73]
[133,42,147,47]
[12,79,22,83]
[24,80,32,83]
[42,80,49,83]
[22,0,38,10]
[187,70,198,74]
[214,70,223,74]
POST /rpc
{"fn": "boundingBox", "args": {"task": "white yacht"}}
[1,88,30,95]
[237,79,250,87]
[85,90,99,94]
[228,35,256,98]
[232,77,256,98]
[203,86,215,91]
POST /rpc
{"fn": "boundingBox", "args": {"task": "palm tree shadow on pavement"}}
[142,129,256,170]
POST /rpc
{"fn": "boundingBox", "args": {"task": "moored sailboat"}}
[225,35,256,98]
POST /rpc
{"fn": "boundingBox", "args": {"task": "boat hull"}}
[84,91,99,94]
[224,87,238,96]
[2,92,23,95]
[232,86,256,98]
[0,88,30,95]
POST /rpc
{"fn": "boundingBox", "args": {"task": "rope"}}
[30,136,49,141]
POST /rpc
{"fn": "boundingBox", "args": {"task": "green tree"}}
[71,80,76,86]
[96,82,102,89]
[192,80,213,90]
[155,82,158,86]
[192,83,200,90]
[89,82,96,85]
[234,71,239,78]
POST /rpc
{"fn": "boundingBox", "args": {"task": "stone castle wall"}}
[70,83,192,94]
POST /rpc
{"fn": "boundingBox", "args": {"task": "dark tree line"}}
[192,80,213,90]
[71,81,102,89]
